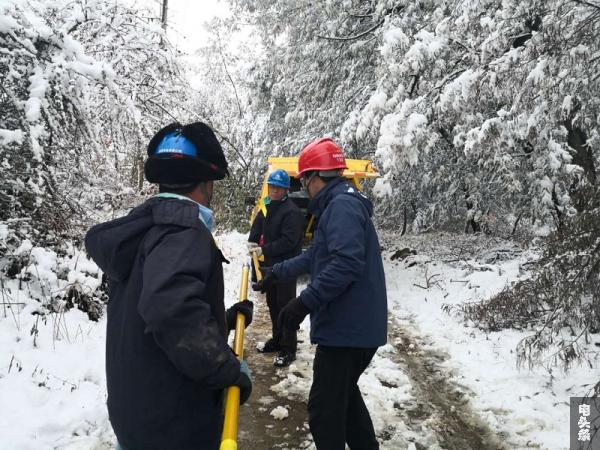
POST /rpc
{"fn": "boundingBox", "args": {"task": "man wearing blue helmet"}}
[248,168,304,367]
[85,122,254,450]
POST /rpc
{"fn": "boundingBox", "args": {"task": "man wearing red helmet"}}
[255,138,388,450]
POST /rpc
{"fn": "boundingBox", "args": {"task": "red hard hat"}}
[297,138,347,177]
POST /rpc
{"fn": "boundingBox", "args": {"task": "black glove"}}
[251,267,275,293]
[226,300,254,331]
[234,360,252,405]
[277,297,310,331]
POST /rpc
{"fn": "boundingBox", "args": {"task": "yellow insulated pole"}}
[220,264,250,450]
[251,251,263,281]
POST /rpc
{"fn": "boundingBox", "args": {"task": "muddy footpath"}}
[237,295,511,450]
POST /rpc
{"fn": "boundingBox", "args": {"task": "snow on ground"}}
[244,231,597,450]
[0,230,596,449]
[379,232,597,449]
[0,244,113,450]
[270,406,289,420]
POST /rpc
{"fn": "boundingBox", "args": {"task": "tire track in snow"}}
[388,316,510,450]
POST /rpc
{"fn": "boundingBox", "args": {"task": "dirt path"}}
[237,295,312,450]
[237,296,514,450]
[387,316,510,450]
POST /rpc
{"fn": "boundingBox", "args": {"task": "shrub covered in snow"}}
[0,224,105,321]
[452,194,599,370]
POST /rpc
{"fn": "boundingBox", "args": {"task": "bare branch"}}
[571,0,600,11]
[212,130,250,171]
[316,18,384,41]
[349,12,375,19]
[161,0,169,30]
[216,30,244,118]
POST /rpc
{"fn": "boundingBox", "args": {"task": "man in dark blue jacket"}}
[85,122,253,450]
[256,138,387,450]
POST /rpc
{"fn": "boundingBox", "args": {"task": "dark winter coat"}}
[273,178,388,348]
[85,197,240,450]
[248,196,304,275]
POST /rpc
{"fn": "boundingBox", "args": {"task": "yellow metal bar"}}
[266,156,380,178]
[220,265,250,450]
[251,251,263,281]
[233,265,249,358]
[305,215,316,239]
[250,157,380,227]
[221,438,237,450]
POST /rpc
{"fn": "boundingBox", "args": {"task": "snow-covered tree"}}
[184,16,275,230]
[0,0,192,243]
[229,0,600,367]
[233,0,599,235]
[0,0,198,320]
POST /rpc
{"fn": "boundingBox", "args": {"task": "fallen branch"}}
[414,268,442,290]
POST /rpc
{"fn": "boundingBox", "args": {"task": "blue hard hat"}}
[155,131,198,157]
[145,122,229,184]
[268,169,290,189]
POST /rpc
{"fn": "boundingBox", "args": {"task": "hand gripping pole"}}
[220,264,250,450]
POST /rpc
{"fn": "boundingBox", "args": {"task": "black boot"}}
[273,350,296,367]
[257,338,280,353]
